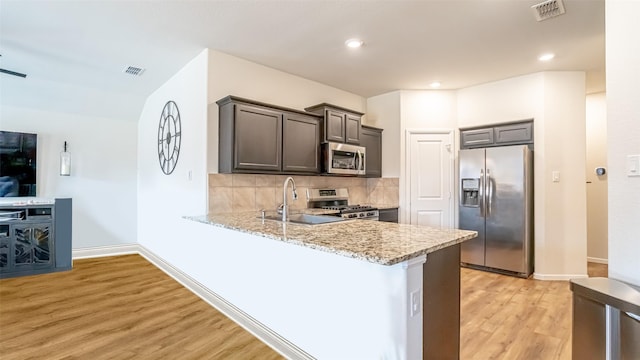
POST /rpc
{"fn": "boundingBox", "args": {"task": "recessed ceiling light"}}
[430,82,441,88]
[538,53,555,61]
[345,39,364,48]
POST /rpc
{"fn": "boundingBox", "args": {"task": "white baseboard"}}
[72,244,139,259]
[533,272,589,281]
[72,245,313,360]
[587,257,609,265]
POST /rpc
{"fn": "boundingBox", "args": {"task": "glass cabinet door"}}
[13,224,52,267]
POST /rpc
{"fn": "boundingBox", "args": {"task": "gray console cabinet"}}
[360,125,383,178]
[0,198,72,279]
[217,96,321,174]
[305,103,363,145]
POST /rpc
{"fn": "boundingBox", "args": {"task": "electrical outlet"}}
[410,290,421,317]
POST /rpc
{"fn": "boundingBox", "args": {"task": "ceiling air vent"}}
[123,65,145,76]
[531,0,566,21]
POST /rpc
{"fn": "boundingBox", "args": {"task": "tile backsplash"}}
[208,174,399,214]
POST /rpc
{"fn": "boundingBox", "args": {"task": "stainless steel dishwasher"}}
[570,277,640,359]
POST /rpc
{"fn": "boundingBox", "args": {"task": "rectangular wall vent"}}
[123,66,145,76]
[531,0,566,21]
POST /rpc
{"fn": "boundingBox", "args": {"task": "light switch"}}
[552,171,560,183]
[628,155,640,177]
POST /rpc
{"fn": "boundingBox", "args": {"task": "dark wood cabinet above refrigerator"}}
[216,96,321,174]
[305,103,364,145]
[460,119,533,149]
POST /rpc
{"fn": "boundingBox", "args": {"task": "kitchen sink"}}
[260,213,346,225]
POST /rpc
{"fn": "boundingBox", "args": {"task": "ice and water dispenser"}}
[461,178,480,207]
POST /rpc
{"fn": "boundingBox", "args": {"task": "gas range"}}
[307,188,379,220]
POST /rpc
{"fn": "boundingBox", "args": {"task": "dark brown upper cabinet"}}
[494,121,533,145]
[460,128,494,148]
[360,125,383,178]
[460,119,533,149]
[305,103,364,145]
[282,112,321,173]
[217,96,321,174]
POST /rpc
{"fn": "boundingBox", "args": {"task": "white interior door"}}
[407,131,454,228]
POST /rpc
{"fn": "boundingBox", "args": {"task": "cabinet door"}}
[283,113,321,173]
[360,126,382,178]
[234,104,282,172]
[325,110,346,143]
[461,128,494,148]
[345,114,361,144]
[13,223,52,267]
[494,122,533,144]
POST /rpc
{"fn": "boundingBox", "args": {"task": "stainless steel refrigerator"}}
[459,145,533,277]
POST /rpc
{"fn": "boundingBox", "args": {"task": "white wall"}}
[183,220,423,359]
[457,72,588,279]
[541,72,588,278]
[401,90,457,129]
[136,49,209,262]
[585,93,608,263]
[207,50,366,173]
[606,0,640,286]
[457,73,543,127]
[366,91,401,177]
[0,105,138,248]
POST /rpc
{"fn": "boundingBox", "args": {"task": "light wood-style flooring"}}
[0,255,283,360]
[0,255,608,359]
[460,262,607,360]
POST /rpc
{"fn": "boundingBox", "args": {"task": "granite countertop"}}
[186,212,477,266]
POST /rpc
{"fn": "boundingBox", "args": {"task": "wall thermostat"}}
[595,167,606,176]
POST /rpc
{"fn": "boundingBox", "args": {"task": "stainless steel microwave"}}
[322,142,366,176]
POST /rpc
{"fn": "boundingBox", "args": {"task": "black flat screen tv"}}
[0,131,37,197]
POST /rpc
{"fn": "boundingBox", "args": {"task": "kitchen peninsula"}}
[184,212,476,359]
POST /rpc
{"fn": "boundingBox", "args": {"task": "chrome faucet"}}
[282,176,298,222]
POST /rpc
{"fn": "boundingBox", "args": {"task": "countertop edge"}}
[184,214,477,266]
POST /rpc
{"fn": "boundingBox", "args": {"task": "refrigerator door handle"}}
[486,169,493,216]
[479,169,485,217]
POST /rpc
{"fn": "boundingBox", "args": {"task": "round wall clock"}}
[157,100,182,175]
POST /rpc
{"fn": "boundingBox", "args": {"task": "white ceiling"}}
[0,0,605,120]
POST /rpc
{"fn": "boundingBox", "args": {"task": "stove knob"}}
[349,214,357,219]
[358,213,365,218]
